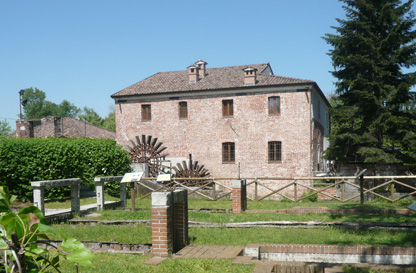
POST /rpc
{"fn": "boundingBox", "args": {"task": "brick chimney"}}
[187,64,199,83]
[243,67,257,86]
[195,59,207,78]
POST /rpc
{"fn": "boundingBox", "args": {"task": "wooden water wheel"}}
[127,135,169,177]
[173,154,210,187]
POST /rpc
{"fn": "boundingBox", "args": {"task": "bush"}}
[0,137,131,202]
[301,190,318,202]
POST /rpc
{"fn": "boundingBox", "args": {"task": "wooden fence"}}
[133,175,416,204]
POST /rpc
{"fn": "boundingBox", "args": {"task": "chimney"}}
[195,59,208,78]
[187,64,199,83]
[243,67,257,86]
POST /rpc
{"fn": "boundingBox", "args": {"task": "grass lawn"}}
[70,197,415,223]
[58,253,254,273]
[52,224,416,246]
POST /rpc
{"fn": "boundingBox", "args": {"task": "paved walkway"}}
[173,245,244,259]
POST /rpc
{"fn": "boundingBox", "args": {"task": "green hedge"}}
[0,137,131,202]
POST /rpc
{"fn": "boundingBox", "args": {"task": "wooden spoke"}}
[128,134,168,177]
[173,154,211,186]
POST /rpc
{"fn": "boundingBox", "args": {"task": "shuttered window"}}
[268,96,280,115]
[268,141,282,162]
[141,104,151,121]
[222,100,233,117]
[222,142,235,163]
[179,101,188,119]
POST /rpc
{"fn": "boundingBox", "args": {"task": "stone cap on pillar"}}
[173,188,187,203]
[232,179,246,188]
[152,191,172,206]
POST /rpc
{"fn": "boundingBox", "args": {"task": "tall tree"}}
[21,88,49,119]
[56,100,80,118]
[324,0,416,163]
[22,88,80,119]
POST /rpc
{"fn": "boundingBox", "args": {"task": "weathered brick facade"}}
[112,61,330,182]
[16,116,115,139]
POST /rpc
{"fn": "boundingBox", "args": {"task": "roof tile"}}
[112,63,314,97]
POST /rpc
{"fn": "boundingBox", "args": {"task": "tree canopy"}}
[21,87,115,132]
[324,0,416,163]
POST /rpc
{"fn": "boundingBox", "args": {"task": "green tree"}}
[21,88,50,119]
[22,88,80,119]
[78,107,102,127]
[102,111,115,132]
[56,100,80,117]
[0,120,13,136]
[324,0,416,163]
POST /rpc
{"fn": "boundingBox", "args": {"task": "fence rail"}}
[133,175,416,204]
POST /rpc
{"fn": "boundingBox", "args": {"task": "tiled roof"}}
[111,63,314,97]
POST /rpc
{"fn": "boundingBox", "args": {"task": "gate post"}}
[151,188,189,257]
[173,189,188,252]
[151,191,173,257]
[232,179,247,214]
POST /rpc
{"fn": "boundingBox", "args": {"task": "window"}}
[222,142,235,163]
[268,96,280,115]
[222,100,233,117]
[268,141,282,162]
[179,101,188,119]
[141,104,151,121]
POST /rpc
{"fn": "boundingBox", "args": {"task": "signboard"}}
[121,172,144,183]
[408,201,416,212]
[157,174,171,182]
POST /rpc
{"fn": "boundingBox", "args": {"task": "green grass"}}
[58,253,254,273]
[45,195,415,211]
[76,206,416,224]
[51,224,416,246]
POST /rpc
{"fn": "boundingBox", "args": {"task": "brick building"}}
[16,116,115,139]
[111,60,330,178]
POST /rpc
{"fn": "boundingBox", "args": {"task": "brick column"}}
[151,191,173,257]
[232,179,247,214]
[173,189,188,252]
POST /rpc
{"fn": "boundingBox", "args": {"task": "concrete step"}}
[252,261,276,273]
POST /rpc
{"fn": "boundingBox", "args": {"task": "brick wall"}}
[116,90,313,179]
[16,117,115,139]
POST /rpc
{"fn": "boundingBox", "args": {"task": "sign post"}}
[121,172,144,212]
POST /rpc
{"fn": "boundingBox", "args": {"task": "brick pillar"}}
[232,179,247,214]
[151,191,173,257]
[173,189,188,252]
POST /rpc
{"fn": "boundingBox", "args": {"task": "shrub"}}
[0,137,131,202]
[301,190,318,202]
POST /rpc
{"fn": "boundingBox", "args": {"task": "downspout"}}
[308,87,313,176]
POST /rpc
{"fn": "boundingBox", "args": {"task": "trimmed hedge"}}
[0,137,131,202]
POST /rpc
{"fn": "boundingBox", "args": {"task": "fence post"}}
[294,180,297,202]
[341,180,345,202]
[254,179,258,201]
[360,174,364,206]
[212,180,216,199]
[390,181,395,200]
[131,182,136,212]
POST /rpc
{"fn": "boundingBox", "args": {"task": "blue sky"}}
[0,0,404,129]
